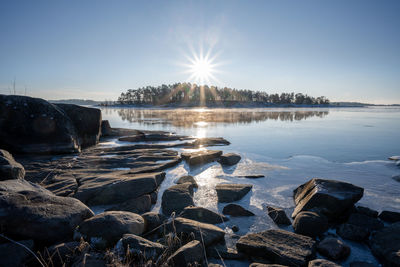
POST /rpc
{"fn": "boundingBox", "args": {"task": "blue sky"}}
[0,0,399,103]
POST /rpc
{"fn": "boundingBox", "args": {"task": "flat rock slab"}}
[179,206,229,224]
[161,183,194,216]
[191,137,230,147]
[236,229,316,266]
[216,183,252,202]
[292,178,364,220]
[181,150,222,166]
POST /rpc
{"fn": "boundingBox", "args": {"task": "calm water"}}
[101,106,400,266]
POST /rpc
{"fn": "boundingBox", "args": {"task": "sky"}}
[0,0,399,104]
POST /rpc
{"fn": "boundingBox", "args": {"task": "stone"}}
[267,206,291,225]
[317,237,350,260]
[0,179,93,244]
[142,212,167,234]
[161,183,194,216]
[180,206,228,224]
[292,178,364,221]
[236,229,315,266]
[55,103,101,148]
[215,183,252,202]
[106,194,152,214]
[355,205,378,218]
[222,204,254,217]
[191,137,230,147]
[43,174,78,197]
[117,234,165,259]
[74,211,145,249]
[308,259,341,267]
[0,95,81,154]
[347,213,384,231]
[378,210,400,223]
[392,175,400,182]
[232,225,239,232]
[292,211,329,237]
[118,134,145,142]
[181,150,223,166]
[337,223,369,241]
[167,240,204,266]
[100,120,112,136]
[370,222,400,266]
[176,175,198,187]
[206,243,245,260]
[0,240,34,267]
[218,153,241,166]
[0,149,25,180]
[349,262,375,267]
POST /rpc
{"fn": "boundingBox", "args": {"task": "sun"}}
[183,48,220,85]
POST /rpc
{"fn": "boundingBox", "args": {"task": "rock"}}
[232,225,239,232]
[347,213,384,231]
[45,241,88,267]
[71,252,107,267]
[236,229,315,266]
[292,211,329,237]
[101,120,112,136]
[166,217,225,246]
[237,174,265,179]
[292,178,364,221]
[0,149,25,180]
[150,190,158,204]
[370,222,400,266]
[192,137,230,147]
[317,237,350,261]
[0,95,80,154]
[218,153,241,166]
[206,243,245,260]
[161,183,194,216]
[142,212,167,234]
[308,259,341,267]
[397,160,400,167]
[267,206,291,225]
[74,172,164,205]
[167,240,204,266]
[181,150,223,166]
[349,261,375,267]
[222,204,254,217]
[55,103,101,148]
[249,264,288,267]
[43,174,78,196]
[118,134,145,142]
[215,183,252,203]
[337,223,369,241]
[0,179,93,244]
[0,239,34,267]
[117,234,165,259]
[392,175,400,182]
[389,156,400,161]
[74,211,145,249]
[106,194,151,214]
[378,210,400,223]
[176,175,198,188]
[179,206,229,224]
[355,205,378,218]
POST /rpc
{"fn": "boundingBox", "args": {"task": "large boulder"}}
[292,211,329,237]
[215,183,252,202]
[292,178,364,221]
[161,183,194,216]
[55,103,101,148]
[236,229,316,266]
[0,149,25,180]
[74,211,145,249]
[179,206,229,224]
[0,95,80,154]
[370,222,400,267]
[116,234,165,259]
[0,179,93,244]
[166,240,204,266]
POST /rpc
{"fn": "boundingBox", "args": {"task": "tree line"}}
[116,83,330,106]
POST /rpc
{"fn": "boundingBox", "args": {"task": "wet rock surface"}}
[215,183,252,202]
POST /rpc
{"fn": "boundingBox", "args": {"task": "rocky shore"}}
[0,94,399,267]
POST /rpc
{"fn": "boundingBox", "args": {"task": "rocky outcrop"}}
[116,234,165,259]
[181,150,222,166]
[267,206,291,225]
[317,237,350,261]
[218,153,241,166]
[370,222,400,267]
[74,211,145,249]
[215,183,252,202]
[43,174,78,197]
[167,240,204,266]
[0,179,93,244]
[222,204,254,217]
[179,206,228,224]
[292,178,364,221]
[176,175,198,187]
[292,211,329,237]
[161,183,194,216]
[0,149,25,180]
[236,229,316,266]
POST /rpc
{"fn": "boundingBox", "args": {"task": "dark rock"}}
[392,175,400,182]
[249,264,288,267]
[0,95,80,154]
[106,194,151,214]
[379,210,400,223]
[215,183,252,202]
[237,174,265,179]
[292,178,364,221]
[355,206,378,218]
[349,261,376,267]
[161,183,194,216]
[118,134,145,142]
[292,211,329,237]
[43,174,78,196]
[71,252,107,267]
[236,229,315,266]
[0,149,25,180]
[150,190,158,204]
[117,234,165,259]
[0,239,34,267]
[142,212,167,234]
[55,103,101,148]
[206,243,245,260]
[317,237,350,260]
[100,120,112,136]
[74,211,145,249]
[192,137,230,147]
[337,223,369,241]
[347,213,384,231]
[167,240,204,266]
[370,222,400,267]
[223,204,254,217]
[176,175,198,187]
[181,150,223,166]
[0,179,93,244]
[267,206,291,225]
[45,241,88,267]
[308,259,341,267]
[218,153,241,166]
[232,225,239,232]
[180,206,228,224]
